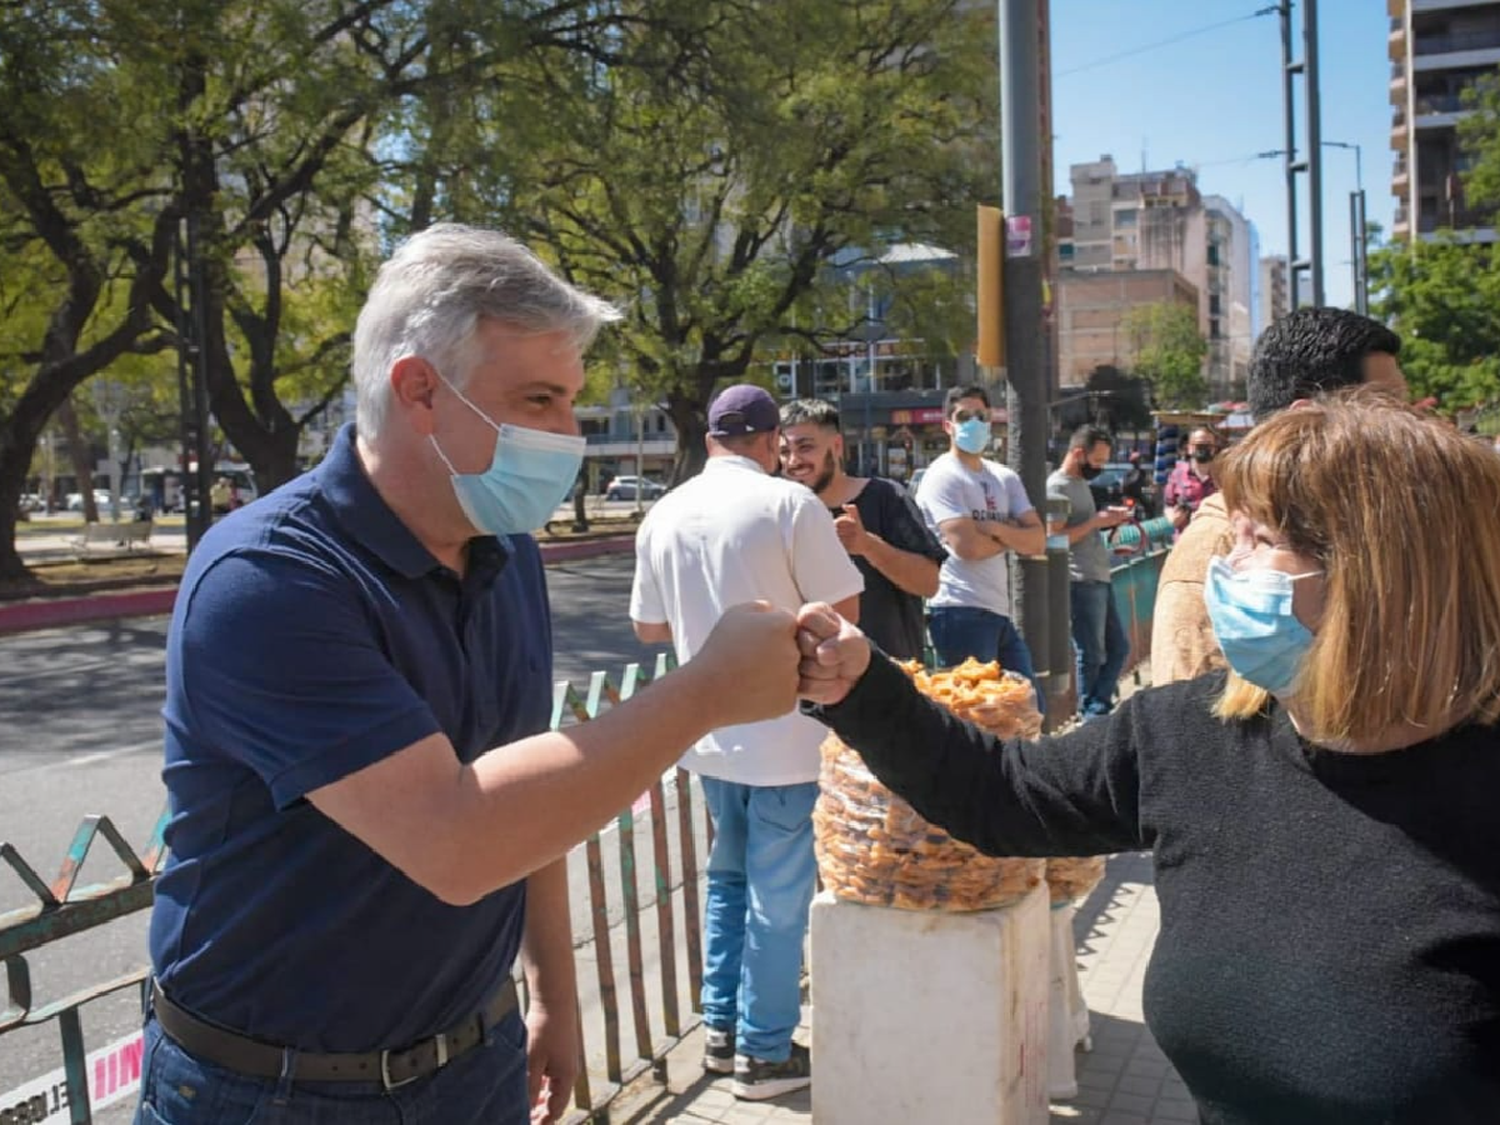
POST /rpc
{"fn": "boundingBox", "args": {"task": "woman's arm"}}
[806,650,1151,858]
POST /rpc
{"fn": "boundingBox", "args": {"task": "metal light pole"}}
[998,0,1053,708]
[1280,0,1325,308]
[1324,140,1367,314]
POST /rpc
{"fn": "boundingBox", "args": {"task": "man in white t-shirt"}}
[629,384,862,1102]
[914,383,1046,707]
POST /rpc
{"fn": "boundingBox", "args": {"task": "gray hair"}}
[351,224,621,437]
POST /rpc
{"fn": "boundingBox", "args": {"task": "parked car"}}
[604,475,666,502]
[64,489,114,513]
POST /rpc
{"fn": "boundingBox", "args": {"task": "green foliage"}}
[1121,302,1207,411]
[1460,73,1500,216]
[1369,237,1500,409]
[433,0,999,478]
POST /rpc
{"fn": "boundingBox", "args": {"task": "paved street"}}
[0,554,663,1116]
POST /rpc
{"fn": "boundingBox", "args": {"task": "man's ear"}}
[1286,398,1314,413]
[389,356,442,436]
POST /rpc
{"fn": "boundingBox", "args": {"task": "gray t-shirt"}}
[1046,469,1112,584]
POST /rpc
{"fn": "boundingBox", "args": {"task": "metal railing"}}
[1107,518,1175,677]
[0,655,716,1125]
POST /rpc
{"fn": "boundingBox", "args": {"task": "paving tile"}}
[1114,1074,1161,1098]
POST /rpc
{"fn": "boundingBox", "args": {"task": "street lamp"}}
[1257,140,1367,313]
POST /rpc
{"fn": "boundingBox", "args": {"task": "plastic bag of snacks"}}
[813,659,1046,912]
[1045,856,1107,905]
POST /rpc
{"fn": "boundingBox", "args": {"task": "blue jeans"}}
[926,605,1045,714]
[1071,580,1129,717]
[133,1005,529,1124]
[699,778,819,1063]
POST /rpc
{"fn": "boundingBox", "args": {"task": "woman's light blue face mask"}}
[429,376,585,537]
[1204,530,1324,696]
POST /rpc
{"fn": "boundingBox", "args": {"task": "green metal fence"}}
[0,655,706,1125]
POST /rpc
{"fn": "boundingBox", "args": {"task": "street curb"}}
[0,534,638,637]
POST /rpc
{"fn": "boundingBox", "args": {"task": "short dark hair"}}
[944,384,990,417]
[1247,308,1402,422]
[1069,424,1113,451]
[780,398,841,431]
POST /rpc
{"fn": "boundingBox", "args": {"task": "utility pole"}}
[997,0,1052,707]
[1280,0,1326,308]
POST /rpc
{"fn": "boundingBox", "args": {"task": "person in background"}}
[1046,425,1132,720]
[139,225,806,1125]
[1162,427,1219,533]
[630,384,863,1102]
[1119,449,1154,518]
[797,394,1500,1124]
[914,384,1046,704]
[1151,307,1405,686]
[779,398,945,662]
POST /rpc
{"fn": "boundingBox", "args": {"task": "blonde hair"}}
[1212,391,1500,742]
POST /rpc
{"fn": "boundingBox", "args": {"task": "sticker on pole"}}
[1006,215,1034,258]
[0,1030,144,1123]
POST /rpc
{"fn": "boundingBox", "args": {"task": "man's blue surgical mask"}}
[1204,556,1322,696]
[954,417,991,455]
[430,377,584,536]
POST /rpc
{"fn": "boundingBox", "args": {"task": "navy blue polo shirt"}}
[150,424,553,1052]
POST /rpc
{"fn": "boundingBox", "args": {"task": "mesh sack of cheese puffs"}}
[1045,856,1106,904]
[814,658,1046,912]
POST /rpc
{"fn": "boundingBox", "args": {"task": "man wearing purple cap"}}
[630,384,863,1101]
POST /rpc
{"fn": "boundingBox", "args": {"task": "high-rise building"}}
[1259,255,1290,332]
[1389,0,1500,243]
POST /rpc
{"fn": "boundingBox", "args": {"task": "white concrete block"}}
[810,885,1050,1125]
[1047,902,1092,1100]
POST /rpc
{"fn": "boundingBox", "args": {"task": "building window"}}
[1207,244,1220,266]
[1115,208,1137,227]
[1210,318,1222,340]
[1209,295,1221,315]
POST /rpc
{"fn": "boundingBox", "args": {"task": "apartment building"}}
[1389,0,1500,242]
[1259,255,1290,330]
[1055,269,1200,388]
[1058,157,1258,395]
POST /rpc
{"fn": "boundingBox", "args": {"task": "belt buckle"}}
[380,1033,448,1091]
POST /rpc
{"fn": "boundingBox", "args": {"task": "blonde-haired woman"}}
[796,394,1500,1124]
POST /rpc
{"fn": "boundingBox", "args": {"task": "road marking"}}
[54,741,162,769]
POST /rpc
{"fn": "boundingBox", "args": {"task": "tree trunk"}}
[666,388,709,485]
[56,396,98,522]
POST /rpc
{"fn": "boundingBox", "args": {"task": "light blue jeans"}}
[699,778,819,1063]
[1071,580,1129,718]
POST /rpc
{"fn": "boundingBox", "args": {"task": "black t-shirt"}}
[814,663,1500,1124]
[831,478,947,660]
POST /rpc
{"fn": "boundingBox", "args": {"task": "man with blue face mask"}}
[914,384,1046,706]
[137,226,808,1125]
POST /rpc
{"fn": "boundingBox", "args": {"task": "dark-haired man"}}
[1151,308,1406,685]
[1048,425,1132,718]
[914,384,1046,706]
[779,399,947,661]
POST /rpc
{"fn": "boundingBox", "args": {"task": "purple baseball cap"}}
[708,384,780,437]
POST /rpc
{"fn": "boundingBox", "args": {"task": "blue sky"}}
[1049,0,1391,309]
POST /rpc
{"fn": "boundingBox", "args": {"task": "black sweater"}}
[812,657,1500,1124]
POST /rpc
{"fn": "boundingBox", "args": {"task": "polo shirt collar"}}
[316,423,509,580]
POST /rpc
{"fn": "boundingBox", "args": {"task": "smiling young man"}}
[914,384,1046,705]
[139,226,807,1125]
[779,398,946,661]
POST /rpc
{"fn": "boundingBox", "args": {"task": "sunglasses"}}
[951,409,988,423]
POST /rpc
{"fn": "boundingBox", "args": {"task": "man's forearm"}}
[445,666,725,902]
[861,534,941,597]
[523,857,578,1010]
[988,520,1045,555]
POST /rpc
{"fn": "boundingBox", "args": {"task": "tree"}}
[1083,364,1154,431]
[1458,73,1500,220]
[1122,302,1207,411]
[1369,236,1500,409]
[0,0,177,584]
[461,0,998,480]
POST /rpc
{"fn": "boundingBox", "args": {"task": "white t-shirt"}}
[629,455,864,785]
[915,451,1035,614]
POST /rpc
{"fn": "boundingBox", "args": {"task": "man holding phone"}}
[1047,425,1132,720]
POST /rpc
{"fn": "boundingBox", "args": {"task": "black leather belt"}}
[151,978,519,1090]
